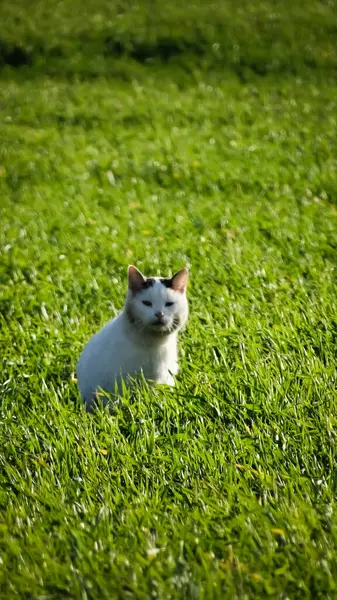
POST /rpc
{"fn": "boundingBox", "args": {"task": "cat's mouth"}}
[149,319,170,333]
[149,315,180,334]
[152,321,167,328]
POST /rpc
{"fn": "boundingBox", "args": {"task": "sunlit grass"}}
[1,1,337,597]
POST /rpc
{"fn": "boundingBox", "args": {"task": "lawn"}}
[1,1,337,598]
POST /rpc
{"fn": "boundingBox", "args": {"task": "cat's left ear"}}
[128,265,146,293]
[171,267,189,293]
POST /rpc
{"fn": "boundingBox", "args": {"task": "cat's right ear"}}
[128,265,146,293]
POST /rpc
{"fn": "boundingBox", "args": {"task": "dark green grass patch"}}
[0,0,337,76]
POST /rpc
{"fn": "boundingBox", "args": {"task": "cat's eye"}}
[142,300,152,306]
[165,301,174,307]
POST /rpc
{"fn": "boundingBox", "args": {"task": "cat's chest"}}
[123,342,173,378]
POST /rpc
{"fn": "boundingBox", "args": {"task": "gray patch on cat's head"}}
[160,269,189,293]
[128,265,158,295]
[142,278,155,289]
[159,278,173,288]
[135,277,172,293]
[128,265,189,295]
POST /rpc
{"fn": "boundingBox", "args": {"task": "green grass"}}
[1,1,337,598]
[1,0,337,76]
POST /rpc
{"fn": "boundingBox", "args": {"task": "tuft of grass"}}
[0,0,337,76]
[1,1,337,598]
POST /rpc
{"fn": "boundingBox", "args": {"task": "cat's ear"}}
[171,267,189,293]
[128,265,146,293]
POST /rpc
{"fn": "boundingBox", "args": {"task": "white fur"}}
[77,269,188,410]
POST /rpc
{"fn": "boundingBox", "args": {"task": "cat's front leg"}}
[156,368,176,387]
[166,359,179,386]
[166,372,176,387]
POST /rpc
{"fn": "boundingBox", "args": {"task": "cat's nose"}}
[155,311,164,321]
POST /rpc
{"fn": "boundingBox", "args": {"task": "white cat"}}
[77,265,189,410]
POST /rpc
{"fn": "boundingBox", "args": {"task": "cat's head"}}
[125,265,189,335]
